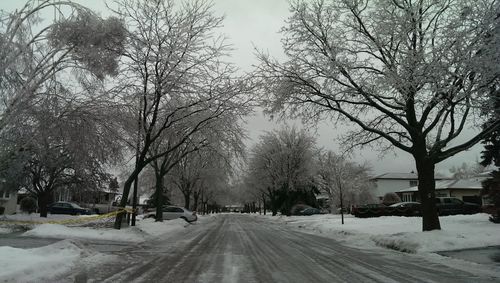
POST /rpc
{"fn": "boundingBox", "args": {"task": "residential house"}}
[0,187,17,215]
[370,172,450,201]
[53,186,120,213]
[398,176,486,205]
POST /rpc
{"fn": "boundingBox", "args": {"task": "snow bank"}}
[23,223,146,242]
[0,240,111,282]
[23,218,192,242]
[0,227,13,234]
[134,218,189,238]
[269,213,500,253]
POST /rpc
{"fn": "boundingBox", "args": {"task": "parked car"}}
[145,205,197,222]
[290,204,312,215]
[388,202,421,216]
[48,201,92,215]
[435,197,480,215]
[351,203,387,218]
[299,207,323,216]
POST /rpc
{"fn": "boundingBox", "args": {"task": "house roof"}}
[371,172,450,181]
[371,173,418,180]
[399,177,486,192]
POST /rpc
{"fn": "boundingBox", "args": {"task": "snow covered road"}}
[68,214,496,282]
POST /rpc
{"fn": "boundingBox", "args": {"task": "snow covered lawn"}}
[0,240,113,282]
[266,213,500,253]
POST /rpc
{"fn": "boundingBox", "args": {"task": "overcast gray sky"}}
[1,0,484,176]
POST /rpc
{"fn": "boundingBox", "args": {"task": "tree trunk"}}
[193,191,199,212]
[266,188,279,216]
[114,172,136,229]
[271,197,278,216]
[37,190,53,218]
[183,192,190,209]
[202,202,207,215]
[262,194,266,215]
[415,156,441,231]
[155,171,164,222]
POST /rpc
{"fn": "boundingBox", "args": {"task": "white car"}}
[145,205,197,222]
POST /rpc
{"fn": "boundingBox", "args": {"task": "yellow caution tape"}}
[0,208,135,226]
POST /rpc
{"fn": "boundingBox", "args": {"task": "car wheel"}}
[180,216,188,222]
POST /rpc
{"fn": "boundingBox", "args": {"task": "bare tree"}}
[257,0,500,231]
[450,162,485,179]
[110,0,254,228]
[192,150,235,213]
[147,94,246,221]
[148,139,195,222]
[168,137,236,211]
[316,150,373,222]
[168,150,205,211]
[246,126,317,215]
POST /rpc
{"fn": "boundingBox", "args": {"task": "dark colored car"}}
[290,204,313,215]
[435,197,480,215]
[48,201,91,215]
[351,203,386,218]
[388,202,421,216]
[299,207,323,216]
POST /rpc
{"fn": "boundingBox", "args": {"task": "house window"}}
[403,193,413,202]
[409,180,418,187]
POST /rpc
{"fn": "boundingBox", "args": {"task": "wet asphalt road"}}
[69,214,494,283]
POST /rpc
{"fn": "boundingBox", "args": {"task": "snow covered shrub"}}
[20,197,37,214]
[382,193,401,206]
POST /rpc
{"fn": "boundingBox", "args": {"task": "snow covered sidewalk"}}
[265,213,500,253]
[22,217,190,242]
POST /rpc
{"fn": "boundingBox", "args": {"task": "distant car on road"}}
[145,205,197,222]
[48,201,92,215]
[435,197,480,215]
